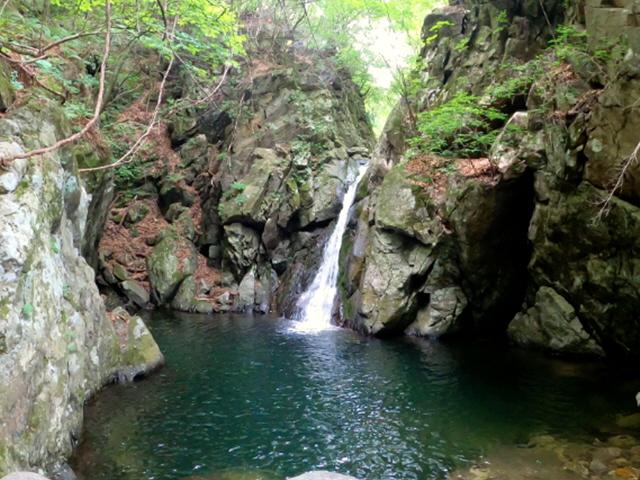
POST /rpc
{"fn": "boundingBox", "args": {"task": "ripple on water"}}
[71,312,637,480]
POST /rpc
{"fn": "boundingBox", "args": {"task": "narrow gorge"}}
[0,0,639,479]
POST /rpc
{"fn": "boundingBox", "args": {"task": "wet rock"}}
[508,286,604,356]
[355,230,433,335]
[170,275,197,312]
[125,202,149,225]
[0,59,15,113]
[0,99,163,474]
[617,414,640,430]
[165,202,189,222]
[223,223,261,281]
[0,144,27,194]
[406,286,467,337]
[375,162,442,245]
[590,459,608,474]
[113,263,129,282]
[174,210,197,242]
[120,279,150,308]
[111,307,164,382]
[147,231,198,304]
[526,182,640,357]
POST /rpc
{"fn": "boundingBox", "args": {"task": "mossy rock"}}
[125,203,150,226]
[113,263,129,282]
[120,280,150,308]
[376,162,442,246]
[117,313,164,382]
[147,231,198,304]
[0,60,15,113]
[170,275,196,312]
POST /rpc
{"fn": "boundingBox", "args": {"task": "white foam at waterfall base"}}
[291,163,368,333]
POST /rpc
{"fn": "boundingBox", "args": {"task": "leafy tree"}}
[410,92,507,159]
[0,0,244,168]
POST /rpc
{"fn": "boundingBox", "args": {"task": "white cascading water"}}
[292,163,368,333]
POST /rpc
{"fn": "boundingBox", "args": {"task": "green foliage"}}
[493,10,509,35]
[63,101,92,121]
[549,24,626,81]
[489,58,542,101]
[10,71,24,91]
[1,0,245,142]
[454,38,470,53]
[426,20,453,45]
[235,193,248,205]
[50,239,61,254]
[114,163,143,189]
[410,92,507,158]
[550,25,588,61]
[230,182,246,191]
[22,303,34,318]
[235,0,441,132]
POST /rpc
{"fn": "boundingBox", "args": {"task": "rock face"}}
[147,232,198,304]
[0,97,162,476]
[339,0,640,359]
[508,287,604,356]
[95,28,374,315]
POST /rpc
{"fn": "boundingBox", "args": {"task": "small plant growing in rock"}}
[22,303,34,319]
[493,10,509,36]
[10,71,24,91]
[50,239,60,254]
[410,92,507,158]
[454,38,470,53]
[425,20,454,45]
[549,24,627,83]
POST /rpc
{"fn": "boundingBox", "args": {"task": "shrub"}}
[410,92,507,158]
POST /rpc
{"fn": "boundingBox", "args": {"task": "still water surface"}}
[72,312,637,480]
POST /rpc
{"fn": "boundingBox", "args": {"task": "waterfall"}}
[292,163,368,333]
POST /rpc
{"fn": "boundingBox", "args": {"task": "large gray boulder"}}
[147,231,198,304]
[508,287,604,356]
[356,230,433,335]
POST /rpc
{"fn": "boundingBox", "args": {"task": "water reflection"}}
[72,312,637,480]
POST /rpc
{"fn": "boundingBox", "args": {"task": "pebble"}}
[591,459,609,474]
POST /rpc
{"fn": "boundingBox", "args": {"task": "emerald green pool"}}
[71,312,638,480]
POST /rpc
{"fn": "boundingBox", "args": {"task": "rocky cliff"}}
[95,30,374,316]
[339,0,640,359]
[0,91,163,476]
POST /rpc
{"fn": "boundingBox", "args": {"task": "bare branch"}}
[597,141,640,220]
[0,0,10,18]
[0,52,68,101]
[155,0,168,39]
[41,30,104,54]
[79,55,175,173]
[0,0,112,167]
[79,18,179,173]
[186,64,230,107]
